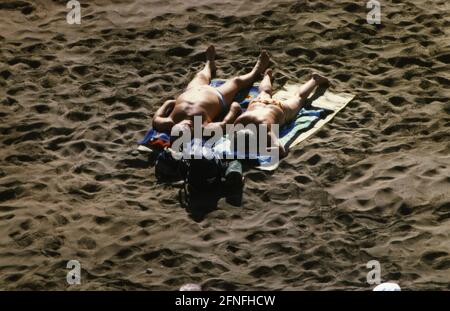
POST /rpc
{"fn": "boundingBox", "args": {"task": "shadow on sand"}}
[179,182,243,222]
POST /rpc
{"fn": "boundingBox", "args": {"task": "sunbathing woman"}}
[233,69,329,158]
[152,45,270,137]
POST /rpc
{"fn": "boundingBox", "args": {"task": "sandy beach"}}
[0,0,449,290]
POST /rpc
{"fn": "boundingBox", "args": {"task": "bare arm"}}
[152,99,176,133]
[205,102,242,131]
[222,102,242,125]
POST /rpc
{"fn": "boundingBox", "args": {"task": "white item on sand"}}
[373,282,401,291]
[179,283,202,291]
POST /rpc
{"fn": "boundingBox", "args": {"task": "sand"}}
[0,0,449,290]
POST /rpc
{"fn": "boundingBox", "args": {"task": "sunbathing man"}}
[233,69,329,158]
[152,45,270,137]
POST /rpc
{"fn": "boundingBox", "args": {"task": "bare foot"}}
[312,72,329,86]
[206,45,216,77]
[253,50,270,76]
[265,68,273,79]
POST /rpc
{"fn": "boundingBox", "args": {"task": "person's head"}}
[170,119,193,144]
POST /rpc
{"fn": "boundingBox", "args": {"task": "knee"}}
[259,87,272,95]
[231,77,244,87]
[195,72,208,80]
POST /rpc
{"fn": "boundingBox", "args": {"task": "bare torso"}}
[169,86,222,125]
[234,100,285,127]
[233,99,287,157]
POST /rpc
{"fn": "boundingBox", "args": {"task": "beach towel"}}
[137,79,354,171]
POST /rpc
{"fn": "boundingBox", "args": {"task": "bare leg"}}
[186,45,216,89]
[281,73,329,124]
[217,50,270,106]
[257,69,273,99]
